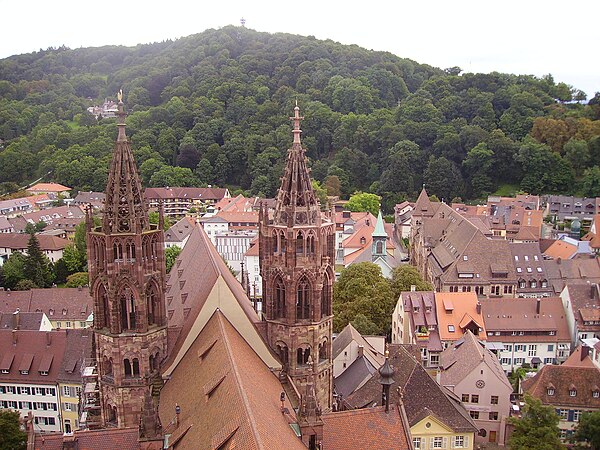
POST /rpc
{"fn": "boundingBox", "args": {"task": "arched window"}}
[376,241,384,254]
[113,242,123,261]
[147,283,159,326]
[530,280,537,288]
[306,234,315,255]
[98,284,110,329]
[149,351,160,372]
[276,342,289,366]
[321,274,331,317]
[297,346,311,365]
[119,287,136,331]
[132,358,140,377]
[296,278,311,320]
[275,277,286,318]
[296,231,304,255]
[319,340,328,361]
[124,359,132,377]
[280,231,286,253]
[103,356,113,376]
[107,404,117,424]
[126,241,136,261]
[273,232,278,254]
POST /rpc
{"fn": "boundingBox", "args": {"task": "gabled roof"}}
[0,288,93,322]
[544,239,578,260]
[159,310,304,450]
[346,345,477,433]
[481,297,570,342]
[414,187,434,216]
[33,428,140,450]
[162,225,279,376]
[0,329,68,383]
[439,331,512,391]
[0,233,70,251]
[28,182,71,192]
[0,311,46,331]
[334,355,377,398]
[144,186,229,201]
[523,358,600,409]
[164,216,195,243]
[333,323,385,369]
[543,257,600,294]
[435,292,487,341]
[322,406,411,450]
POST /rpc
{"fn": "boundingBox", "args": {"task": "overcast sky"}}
[1,0,598,98]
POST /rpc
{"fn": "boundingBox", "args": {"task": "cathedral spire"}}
[273,104,320,226]
[103,94,149,234]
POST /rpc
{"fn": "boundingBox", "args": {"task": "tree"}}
[311,180,328,209]
[424,156,465,202]
[66,272,89,288]
[165,246,182,273]
[23,233,53,288]
[389,265,433,302]
[580,167,600,197]
[0,409,26,450]
[333,262,394,335]
[574,411,600,449]
[0,252,26,289]
[346,192,380,216]
[61,245,86,273]
[508,394,565,450]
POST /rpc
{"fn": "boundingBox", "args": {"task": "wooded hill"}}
[1,25,599,211]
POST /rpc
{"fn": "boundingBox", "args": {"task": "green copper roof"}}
[373,211,387,237]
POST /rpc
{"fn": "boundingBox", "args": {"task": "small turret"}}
[379,348,395,413]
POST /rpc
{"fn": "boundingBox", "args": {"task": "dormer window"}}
[569,389,577,397]
[593,391,599,398]
[547,388,555,396]
[39,371,49,376]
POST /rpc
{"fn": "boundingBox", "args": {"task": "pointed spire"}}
[414,186,433,216]
[291,100,303,146]
[102,94,149,234]
[373,211,387,237]
[379,347,395,413]
[273,104,320,226]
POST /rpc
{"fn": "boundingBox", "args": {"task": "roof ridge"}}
[215,311,264,448]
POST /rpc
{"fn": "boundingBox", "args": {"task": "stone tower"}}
[259,105,335,437]
[87,98,167,432]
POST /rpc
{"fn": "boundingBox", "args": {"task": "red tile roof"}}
[322,406,411,450]
[28,183,71,193]
[0,233,70,251]
[33,428,140,450]
[0,288,93,322]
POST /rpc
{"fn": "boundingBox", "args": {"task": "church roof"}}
[414,187,434,216]
[159,310,304,450]
[32,428,140,450]
[162,224,280,377]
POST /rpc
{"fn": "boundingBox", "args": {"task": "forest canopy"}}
[1,26,599,210]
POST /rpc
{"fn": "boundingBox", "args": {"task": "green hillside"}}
[1,25,599,210]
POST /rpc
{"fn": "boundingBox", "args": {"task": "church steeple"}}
[87,94,167,431]
[259,105,335,428]
[273,104,320,226]
[102,95,149,235]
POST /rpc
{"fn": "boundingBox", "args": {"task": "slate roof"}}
[332,323,385,369]
[144,187,228,202]
[321,406,411,450]
[58,328,93,383]
[0,311,45,330]
[542,257,600,294]
[523,356,600,409]
[346,345,477,433]
[164,216,195,243]
[439,331,512,391]
[33,428,140,450]
[158,310,304,450]
[334,355,377,398]
[562,283,600,332]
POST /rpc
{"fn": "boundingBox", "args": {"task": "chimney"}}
[476,302,481,314]
[12,329,17,345]
[46,331,52,347]
[557,257,562,265]
[12,309,20,330]
[581,345,590,361]
[358,345,364,358]
[410,285,416,292]
[536,298,541,315]
[592,283,598,300]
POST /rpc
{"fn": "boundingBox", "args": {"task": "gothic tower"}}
[87,97,167,433]
[259,105,335,443]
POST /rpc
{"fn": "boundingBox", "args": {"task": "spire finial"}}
[116,89,127,142]
[290,103,303,145]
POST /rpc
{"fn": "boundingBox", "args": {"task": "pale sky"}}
[1,0,598,98]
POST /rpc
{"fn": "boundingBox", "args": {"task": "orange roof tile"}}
[435,292,487,341]
[544,240,578,260]
[322,406,411,450]
[28,182,71,192]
